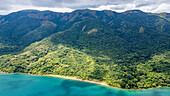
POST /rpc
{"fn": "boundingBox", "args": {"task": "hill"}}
[0,9,169,89]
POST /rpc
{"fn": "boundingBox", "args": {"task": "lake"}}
[0,73,169,96]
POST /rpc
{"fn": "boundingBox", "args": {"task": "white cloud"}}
[33,7,74,13]
[89,1,170,13]
[151,3,170,13]
[89,4,136,12]
[0,0,169,15]
[0,5,74,15]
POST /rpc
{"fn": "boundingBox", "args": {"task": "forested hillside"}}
[0,9,169,89]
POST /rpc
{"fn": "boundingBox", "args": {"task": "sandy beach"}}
[44,74,110,87]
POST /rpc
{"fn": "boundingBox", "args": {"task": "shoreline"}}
[0,71,110,87]
[44,74,110,87]
[0,71,166,90]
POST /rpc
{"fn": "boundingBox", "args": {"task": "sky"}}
[0,0,170,15]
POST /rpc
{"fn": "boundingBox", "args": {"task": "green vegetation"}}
[0,36,169,89]
[0,9,169,89]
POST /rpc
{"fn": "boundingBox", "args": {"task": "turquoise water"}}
[0,73,169,96]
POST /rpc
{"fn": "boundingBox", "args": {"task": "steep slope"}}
[120,10,170,34]
[0,9,170,89]
[0,36,110,81]
[0,9,169,55]
[155,12,170,21]
[21,20,57,44]
[0,29,169,89]
[51,19,127,59]
[0,10,60,55]
[51,18,170,63]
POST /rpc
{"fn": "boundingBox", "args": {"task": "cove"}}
[0,73,169,96]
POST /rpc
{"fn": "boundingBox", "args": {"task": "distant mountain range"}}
[0,9,169,89]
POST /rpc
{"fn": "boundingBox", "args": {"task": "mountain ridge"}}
[0,9,169,89]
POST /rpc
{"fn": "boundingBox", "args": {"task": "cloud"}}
[29,0,134,8]
[89,4,136,12]
[0,0,169,15]
[89,0,170,13]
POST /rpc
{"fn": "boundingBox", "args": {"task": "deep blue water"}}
[0,73,169,96]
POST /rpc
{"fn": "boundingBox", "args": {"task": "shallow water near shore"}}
[0,73,169,96]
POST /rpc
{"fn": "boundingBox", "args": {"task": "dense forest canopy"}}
[0,9,169,89]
